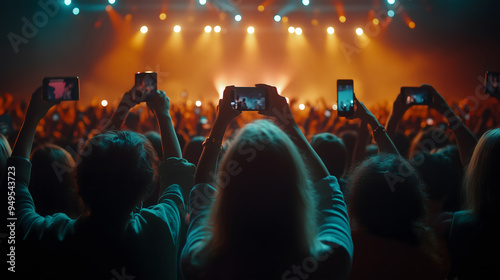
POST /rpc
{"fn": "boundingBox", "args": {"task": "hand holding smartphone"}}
[337,79,354,117]
[230,87,268,111]
[42,77,79,101]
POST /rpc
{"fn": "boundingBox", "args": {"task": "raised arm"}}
[386,91,411,139]
[351,96,400,156]
[12,88,58,159]
[194,86,241,185]
[257,84,329,182]
[101,86,144,132]
[423,85,477,167]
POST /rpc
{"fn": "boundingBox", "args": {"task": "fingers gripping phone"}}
[337,80,354,117]
[135,71,157,101]
[231,87,268,111]
[401,87,433,105]
[43,77,79,101]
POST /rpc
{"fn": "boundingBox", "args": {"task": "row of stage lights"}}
[65,0,414,31]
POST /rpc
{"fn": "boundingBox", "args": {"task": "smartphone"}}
[401,87,432,105]
[485,71,500,96]
[135,71,157,101]
[231,87,267,111]
[42,77,79,101]
[337,79,354,117]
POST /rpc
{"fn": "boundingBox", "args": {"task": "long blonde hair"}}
[195,120,320,265]
[464,128,500,218]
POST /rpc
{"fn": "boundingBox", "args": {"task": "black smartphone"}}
[337,79,354,117]
[135,71,157,101]
[42,77,79,101]
[401,87,432,105]
[485,71,500,96]
[231,87,267,111]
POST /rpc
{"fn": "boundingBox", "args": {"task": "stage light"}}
[288,27,295,33]
[247,26,255,34]
[199,0,207,5]
[295,27,302,35]
[327,27,334,34]
[125,14,132,20]
[282,16,289,23]
[339,15,346,23]
[408,21,415,29]
[387,0,395,4]
[258,5,265,12]
[140,25,148,33]
[108,0,116,4]
[101,100,108,107]
[105,5,112,12]
[356,27,363,35]
[311,19,319,26]
[274,15,281,22]
[159,13,167,20]
[299,104,305,110]
[214,26,221,33]
[332,104,338,110]
[372,18,379,25]
[195,100,202,107]
[235,14,242,22]
[72,7,80,15]
[387,10,395,17]
[302,0,310,6]
[204,25,212,33]
[64,0,71,6]
[174,25,181,32]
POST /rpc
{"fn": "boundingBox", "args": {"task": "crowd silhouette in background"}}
[1,82,500,280]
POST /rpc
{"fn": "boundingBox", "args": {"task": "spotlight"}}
[173,25,181,32]
[235,14,242,22]
[199,0,207,5]
[372,18,379,25]
[247,26,255,34]
[214,26,221,33]
[195,100,202,107]
[101,100,108,107]
[339,15,346,23]
[108,0,116,4]
[356,28,363,35]
[64,0,71,6]
[387,0,395,4]
[302,0,310,6]
[72,7,80,15]
[274,15,281,22]
[257,5,265,12]
[282,16,289,23]
[299,104,305,110]
[204,25,212,33]
[288,26,295,33]
[408,21,415,29]
[387,10,395,17]
[295,27,302,35]
[159,13,167,20]
[332,104,338,110]
[140,25,148,33]
[327,27,334,34]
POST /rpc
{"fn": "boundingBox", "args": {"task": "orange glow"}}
[105,5,112,12]
[105,5,124,31]
[282,16,289,23]
[159,13,167,20]
[408,21,416,29]
[372,18,379,25]
[334,0,346,22]
[339,16,346,23]
[257,5,265,12]
[125,14,132,21]
[311,19,319,26]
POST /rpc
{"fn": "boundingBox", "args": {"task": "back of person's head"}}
[465,128,500,218]
[144,131,162,158]
[30,143,82,218]
[76,130,157,217]
[348,153,425,245]
[409,127,449,159]
[339,130,357,168]
[183,136,204,166]
[310,133,347,179]
[208,120,316,261]
[0,134,11,183]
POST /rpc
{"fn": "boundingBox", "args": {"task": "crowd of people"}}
[1,82,499,280]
